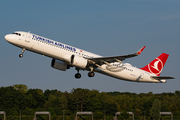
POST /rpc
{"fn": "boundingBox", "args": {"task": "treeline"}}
[0,84,180,120]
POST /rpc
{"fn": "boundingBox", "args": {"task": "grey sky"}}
[0,0,179,93]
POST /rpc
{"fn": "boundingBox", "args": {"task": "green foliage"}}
[0,85,180,119]
[69,88,90,112]
[118,111,130,120]
[134,109,142,116]
[43,91,68,115]
[150,99,161,120]
[93,111,104,120]
[24,88,46,109]
[22,107,34,115]
[0,86,24,115]
[13,84,28,93]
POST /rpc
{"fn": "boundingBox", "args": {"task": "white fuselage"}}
[5,31,166,83]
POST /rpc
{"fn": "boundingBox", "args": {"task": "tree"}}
[87,97,102,111]
[24,89,46,109]
[150,99,161,120]
[144,97,155,116]
[118,111,129,120]
[13,84,28,93]
[70,88,90,112]
[94,111,104,120]
[0,86,25,114]
[44,89,58,100]
[134,109,142,116]
[169,103,179,115]
[43,91,68,115]
[175,90,180,96]
[100,92,118,115]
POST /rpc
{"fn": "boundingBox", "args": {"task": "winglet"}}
[136,46,146,55]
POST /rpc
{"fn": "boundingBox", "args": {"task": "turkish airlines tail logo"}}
[140,53,169,76]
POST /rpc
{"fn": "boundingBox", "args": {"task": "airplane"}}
[5,31,174,83]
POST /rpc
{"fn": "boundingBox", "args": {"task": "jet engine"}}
[51,59,69,71]
[63,54,88,68]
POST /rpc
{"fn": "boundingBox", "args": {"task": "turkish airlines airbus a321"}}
[5,31,174,83]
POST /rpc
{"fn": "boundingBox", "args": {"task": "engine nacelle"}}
[51,59,69,71]
[63,55,88,68]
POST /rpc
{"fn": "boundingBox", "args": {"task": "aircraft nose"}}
[5,34,13,42]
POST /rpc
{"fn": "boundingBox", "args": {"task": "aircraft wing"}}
[88,46,146,65]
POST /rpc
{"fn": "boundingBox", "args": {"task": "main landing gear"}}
[88,66,95,77]
[74,68,95,79]
[19,48,25,58]
[75,68,81,79]
[88,72,95,77]
[75,73,81,79]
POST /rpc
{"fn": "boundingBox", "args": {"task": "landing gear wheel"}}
[19,54,23,58]
[88,72,95,77]
[75,73,81,79]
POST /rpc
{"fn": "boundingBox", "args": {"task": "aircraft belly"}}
[98,65,159,83]
[99,65,139,81]
[142,72,160,83]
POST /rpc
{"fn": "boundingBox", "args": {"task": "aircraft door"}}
[25,32,34,49]
[25,32,31,43]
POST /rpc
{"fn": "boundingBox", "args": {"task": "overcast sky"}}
[0,0,179,93]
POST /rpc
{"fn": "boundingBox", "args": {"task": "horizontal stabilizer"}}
[151,76,175,80]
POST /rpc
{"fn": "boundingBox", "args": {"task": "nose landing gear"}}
[19,54,23,58]
[19,48,25,58]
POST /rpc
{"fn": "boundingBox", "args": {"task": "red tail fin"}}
[140,53,169,76]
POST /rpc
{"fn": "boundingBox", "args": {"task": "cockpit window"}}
[12,32,21,36]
